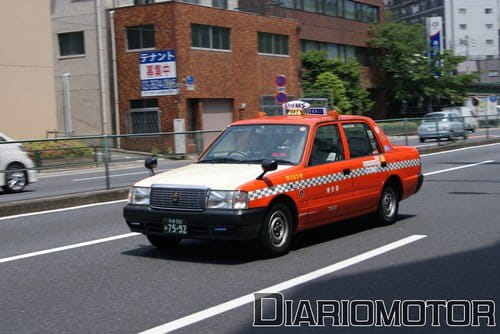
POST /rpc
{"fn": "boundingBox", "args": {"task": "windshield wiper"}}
[239,158,294,165]
[198,157,242,163]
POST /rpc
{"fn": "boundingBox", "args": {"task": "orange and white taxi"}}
[124,101,423,257]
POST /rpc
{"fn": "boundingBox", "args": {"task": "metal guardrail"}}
[0,115,498,191]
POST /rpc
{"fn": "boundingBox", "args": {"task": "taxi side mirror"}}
[257,159,277,180]
[145,156,158,176]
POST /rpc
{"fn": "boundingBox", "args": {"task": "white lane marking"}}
[72,169,169,182]
[424,160,494,176]
[0,232,139,264]
[0,199,127,221]
[421,142,500,157]
[138,235,427,334]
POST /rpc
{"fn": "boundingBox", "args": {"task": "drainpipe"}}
[95,0,109,135]
[110,10,121,148]
[62,73,73,136]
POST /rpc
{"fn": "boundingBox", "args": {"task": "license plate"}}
[162,217,188,235]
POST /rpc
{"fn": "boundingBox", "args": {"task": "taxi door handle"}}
[381,161,387,168]
[343,168,351,176]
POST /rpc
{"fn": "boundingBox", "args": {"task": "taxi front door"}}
[303,124,354,226]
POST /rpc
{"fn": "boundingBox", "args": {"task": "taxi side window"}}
[309,125,344,166]
[343,123,381,158]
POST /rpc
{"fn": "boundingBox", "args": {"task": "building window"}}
[459,24,467,30]
[485,8,492,14]
[488,71,499,77]
[486,24,493,29]
[58,31,84,57]
[344,0,356,19]
[258,32,289,55]
[191,24,230,50]
[303,0,317,12]
[126,24,155,50]
[458,8,466,14]
[260,96,283,116]
[324,0,338,16]
[134,0,155,4]
[486,39,494,45]
[128,99,159,134]
[212,0,227,9]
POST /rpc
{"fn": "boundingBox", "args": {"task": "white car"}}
[0,132,37,193]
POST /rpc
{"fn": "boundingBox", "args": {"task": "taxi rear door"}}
[341,122,386,212]
[303,123,354,225]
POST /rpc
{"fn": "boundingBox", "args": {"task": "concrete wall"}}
[51,0,115,136]
[0,0,57,139]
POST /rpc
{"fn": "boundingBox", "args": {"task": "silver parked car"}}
[0,132,38,193]
[418,111,468,143]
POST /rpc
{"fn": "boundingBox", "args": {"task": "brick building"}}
[239,0,386,116]
[113,2,301,153]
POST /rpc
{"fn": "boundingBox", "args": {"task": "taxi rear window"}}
[342,123,381,158]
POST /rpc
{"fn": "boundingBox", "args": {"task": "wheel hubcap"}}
[382,188,396,218]
[7,171,26,191]
[268,210,289,248]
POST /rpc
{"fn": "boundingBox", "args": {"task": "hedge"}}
[24,140,94,160]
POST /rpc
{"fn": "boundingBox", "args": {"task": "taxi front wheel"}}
[259,203,294,257]
[147,235,182,250]
[374,185,399,226]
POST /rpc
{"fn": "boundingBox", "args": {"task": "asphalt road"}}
[0,143,498,333]
[1,127,499,203]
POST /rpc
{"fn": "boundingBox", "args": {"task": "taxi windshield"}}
[199,124,309,165]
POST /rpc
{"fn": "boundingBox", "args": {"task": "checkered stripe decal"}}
[248,158,421,201]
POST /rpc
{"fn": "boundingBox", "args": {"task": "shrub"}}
[24,140,94,160]
[377,122,419,135]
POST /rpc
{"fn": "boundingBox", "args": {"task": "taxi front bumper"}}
[123,205,266,240]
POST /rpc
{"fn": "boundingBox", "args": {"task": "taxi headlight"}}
[206,190,248,210]
[128,187,151,205]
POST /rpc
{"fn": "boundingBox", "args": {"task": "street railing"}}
[0,114,498,193]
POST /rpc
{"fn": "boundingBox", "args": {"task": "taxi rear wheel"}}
[147,235,182,250]
[374,185,399,226]
[259,203,294,257]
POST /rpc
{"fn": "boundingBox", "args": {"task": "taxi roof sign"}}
[283,100,311,115]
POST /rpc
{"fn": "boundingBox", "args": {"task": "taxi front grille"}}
[150,187,207,211]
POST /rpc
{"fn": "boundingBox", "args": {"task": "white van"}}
[0,132,38,193]
[442,107,479,132]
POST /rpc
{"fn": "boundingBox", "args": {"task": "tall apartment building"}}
[0,0,57,139]
[385,0,500,82]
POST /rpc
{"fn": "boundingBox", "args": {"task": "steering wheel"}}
[226,151,246,159]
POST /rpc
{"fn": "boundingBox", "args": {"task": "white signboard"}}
[140,50,178,96]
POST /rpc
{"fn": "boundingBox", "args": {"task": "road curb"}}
[0,187,128,218]
[417,138,500,154]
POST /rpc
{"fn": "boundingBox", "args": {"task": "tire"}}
[259,203,294,257]
[419,137,425,143]
[373,184,399,226]
[2,163,27,193]
[447,131,454,141]
[147,235,182,250]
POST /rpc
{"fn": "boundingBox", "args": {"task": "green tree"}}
[301,50,374,114]
[369,21,476,112]
[311,72,352,112]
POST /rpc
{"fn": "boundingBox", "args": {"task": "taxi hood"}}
[134,163,293,190]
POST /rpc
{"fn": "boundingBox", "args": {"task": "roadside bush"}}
[24,140,94,160]
[377,122,419,135]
